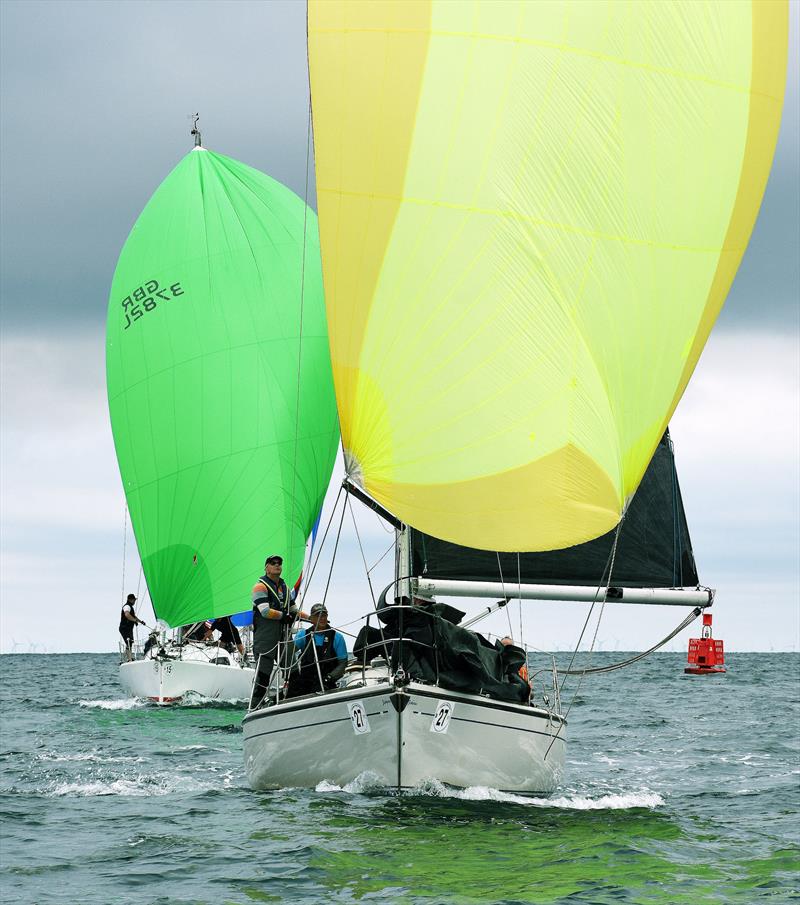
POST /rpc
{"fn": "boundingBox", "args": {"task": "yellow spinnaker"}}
[308,0,787,552]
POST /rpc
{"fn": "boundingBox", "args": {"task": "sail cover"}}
[308,0,787,552]
[106,150,339,627]
[410,431,698,589]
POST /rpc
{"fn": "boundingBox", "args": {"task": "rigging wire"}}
[288,94,314,548]
[302,484,344,597]
[517,552,524,650]
[558,527,618,690]
[367,539,396,575]
[559,606,702,675]
[545,514,625,759]
[347,496,393,663]
[347,496,377,609]
[495,552,515,640]
[320,490,348,607]
[120,503,128,604]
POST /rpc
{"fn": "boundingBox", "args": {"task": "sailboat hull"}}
[243,682,566,793]
[119,658,254,704]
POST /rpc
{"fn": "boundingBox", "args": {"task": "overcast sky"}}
[1,1,798,654]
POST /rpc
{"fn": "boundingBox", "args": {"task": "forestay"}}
[308,0,787,552]
[106,149,339,627]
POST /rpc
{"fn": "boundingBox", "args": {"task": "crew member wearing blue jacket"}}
[286,603,348,698]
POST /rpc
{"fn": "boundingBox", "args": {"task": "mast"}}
[190,113,202,148]
[397,524,412,600]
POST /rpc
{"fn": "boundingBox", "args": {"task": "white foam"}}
[78,698,144,710]
[35,750,142,764]
[432,784,664,809]
[739,753,771,764]
[315,780,341,793]
[315,771,388,794]
[314,774,664,810]
[533,791,665,810]
[181,692,244,707]
[47,774,208,797]
[593,754,621,766]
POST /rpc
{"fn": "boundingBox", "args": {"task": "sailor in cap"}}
[250,554,310,708]
[118,593,146,662]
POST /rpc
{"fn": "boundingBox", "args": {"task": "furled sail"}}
[308,0,787,552]
[410,431,698,589]
[106,149,339,627]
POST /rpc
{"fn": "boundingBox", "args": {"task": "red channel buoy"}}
[685,612,726,674]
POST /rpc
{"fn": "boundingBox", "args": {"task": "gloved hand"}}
[280,612,295,625]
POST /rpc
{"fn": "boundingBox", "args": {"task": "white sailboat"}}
[243,2,786,791]
[244,664,566,793]
[119,631,254,705]
[243,432,707,792]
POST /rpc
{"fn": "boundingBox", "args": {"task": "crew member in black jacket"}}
[249,555,309,708]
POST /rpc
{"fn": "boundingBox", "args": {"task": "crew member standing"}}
[250,555,309,708]
[119,593,146,661]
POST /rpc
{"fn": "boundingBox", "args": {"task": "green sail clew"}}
[106,148,339,628]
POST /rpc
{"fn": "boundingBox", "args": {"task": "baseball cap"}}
[126,593,137,601]
[309,603,328,617]
[265,554,283,565]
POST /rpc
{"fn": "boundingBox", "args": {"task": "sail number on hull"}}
[430,701,454,734]
[348,701,371,735]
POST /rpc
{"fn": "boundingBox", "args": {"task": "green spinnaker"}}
[106,149,339,627]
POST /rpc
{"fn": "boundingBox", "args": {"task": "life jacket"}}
[252,575,289,654]
[119,603,136,633]
[296,628,337,678]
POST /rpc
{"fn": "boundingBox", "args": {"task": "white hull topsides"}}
[119,643,254,704]
[243,680,566,794]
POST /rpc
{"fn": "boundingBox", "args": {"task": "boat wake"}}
[45,774,208,797]
[180,691,246,708]
[454,786,665,810]
[42,767,240,798]
[34,750,143,765]
[77,698,145,710]
[314,773,663,809]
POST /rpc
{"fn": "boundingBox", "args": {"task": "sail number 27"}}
[430,701,453,734]
[347,701,371,735]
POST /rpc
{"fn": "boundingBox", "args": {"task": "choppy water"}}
[1,652,797,904]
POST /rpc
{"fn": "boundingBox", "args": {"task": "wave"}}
[315,771,387,795]
[45,773,219,798]
[418,779,664,809]
[313,773,664,809]
[34,750,143,765]
[179,692,247,708]
[76,695,244,711]
[77,698,144,710]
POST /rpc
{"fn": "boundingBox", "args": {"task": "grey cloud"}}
[1,0,314,332]
[1,0,797,334]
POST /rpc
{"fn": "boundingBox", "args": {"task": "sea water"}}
[0,652,797,904]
